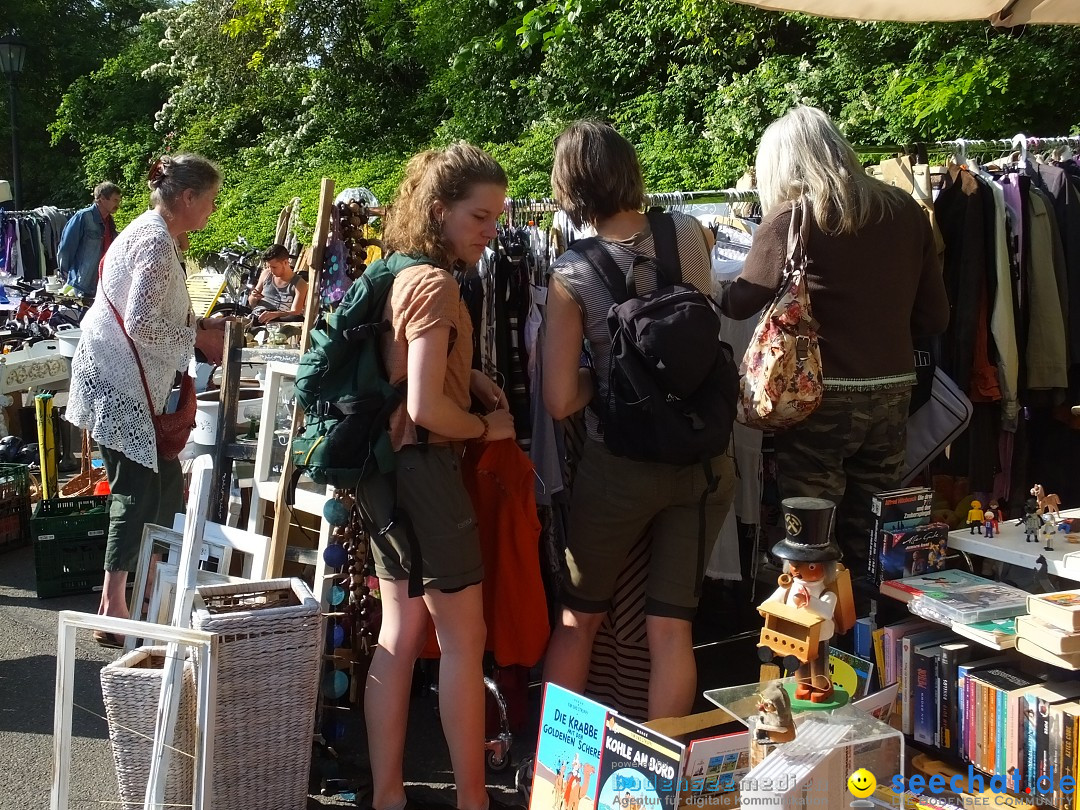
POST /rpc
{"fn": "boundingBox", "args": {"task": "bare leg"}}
[100,570,130,620]
[645,615,697,719]
[424,583,488,810]
[365,579,429,810]
[542,606,606,695]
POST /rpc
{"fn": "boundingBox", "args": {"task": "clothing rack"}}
[503,187,760,218]
[854,134,1080,156]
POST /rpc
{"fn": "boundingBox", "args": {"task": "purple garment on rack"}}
[0,218,15,275]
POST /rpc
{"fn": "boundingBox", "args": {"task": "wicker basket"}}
[99,646,197,810]
[192,577,323,810]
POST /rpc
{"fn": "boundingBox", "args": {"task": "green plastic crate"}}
[0,464,31,552]
[33,495,109,599]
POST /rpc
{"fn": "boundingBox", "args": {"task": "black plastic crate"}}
[0,463,31,552]
[32,495,109,598]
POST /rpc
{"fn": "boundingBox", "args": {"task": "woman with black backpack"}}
[541,120,737,720]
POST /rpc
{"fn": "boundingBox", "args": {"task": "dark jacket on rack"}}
[722,193,949,390]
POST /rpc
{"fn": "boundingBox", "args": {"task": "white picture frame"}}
[171,513,273,581]
[51,611,218,810]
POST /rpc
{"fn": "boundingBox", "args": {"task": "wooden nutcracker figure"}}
[758,497,855,704]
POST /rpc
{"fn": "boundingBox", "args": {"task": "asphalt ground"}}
[0,537,759,810]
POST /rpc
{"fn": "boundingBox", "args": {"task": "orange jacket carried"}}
[421,438,549,666]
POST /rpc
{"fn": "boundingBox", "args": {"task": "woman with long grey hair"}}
[721,105,949,581]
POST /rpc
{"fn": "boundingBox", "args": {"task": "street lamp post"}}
[0,35,27,210]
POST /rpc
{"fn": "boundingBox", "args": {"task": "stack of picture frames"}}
[122,513,274,652]
[52,456,220,810]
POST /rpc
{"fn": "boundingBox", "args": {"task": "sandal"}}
[93,631,125,649]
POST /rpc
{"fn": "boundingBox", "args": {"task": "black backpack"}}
[570,210,739,467]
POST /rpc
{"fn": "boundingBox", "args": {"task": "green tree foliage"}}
[2,0,159,206]
[8,0,1080,251]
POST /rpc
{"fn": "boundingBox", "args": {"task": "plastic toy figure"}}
[988,499,1005,523]
[1019,500,1043,543]
[967,499,984,534]
[1040,520,1058,552]
[983,510,998,538]
[1031,484,1062,522]
[758,497,854,704]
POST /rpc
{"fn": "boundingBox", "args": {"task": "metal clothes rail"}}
[504,187,760,218]
[854,133,1080,156]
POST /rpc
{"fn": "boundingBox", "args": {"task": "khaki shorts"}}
[100,444,184,573]
[357,443,483,592]
[561,440,735,620]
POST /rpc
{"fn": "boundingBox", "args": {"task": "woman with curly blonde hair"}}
[359,142,518,810]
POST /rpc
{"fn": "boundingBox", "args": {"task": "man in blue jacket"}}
[58,181,122,297]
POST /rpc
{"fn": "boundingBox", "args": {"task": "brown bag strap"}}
[98,263,166,417]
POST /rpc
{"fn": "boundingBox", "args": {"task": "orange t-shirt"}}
[381,263,473,450]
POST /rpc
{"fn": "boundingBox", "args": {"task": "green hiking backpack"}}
[289,251,429,494]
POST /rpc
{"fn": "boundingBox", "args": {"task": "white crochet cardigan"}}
[66,210,195,471]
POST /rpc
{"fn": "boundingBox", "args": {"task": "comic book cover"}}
[530,684,609,810]
[595,713,684,810]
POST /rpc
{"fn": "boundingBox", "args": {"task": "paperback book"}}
[1026,590,1080,632]
[1015,614,1080,655]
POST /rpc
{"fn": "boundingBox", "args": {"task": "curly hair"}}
[382,142,507,268]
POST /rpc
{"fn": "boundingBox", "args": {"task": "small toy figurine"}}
[750,679,796,767]
[1040,520,1058,552]
[754,680,796,746]
[989,499,1005,523]
[758,497,854,704]
[967,499,984,534]
[1031,484,1062,522]
[983,510,998,539]
[1019,500,1043,543]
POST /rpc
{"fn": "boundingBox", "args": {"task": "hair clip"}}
[147,157,167,185]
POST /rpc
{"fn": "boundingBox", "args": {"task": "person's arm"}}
[910,213,950,337]
[719,209,790,320]
[407,325,515,441]
[286,277,308,316]
[248,269,269,308]
[56,212,85,278]
[542,276,593,420]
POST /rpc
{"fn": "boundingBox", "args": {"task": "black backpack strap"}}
[695,457,720,598]
[570,237,629,304]
[645,208,682,286]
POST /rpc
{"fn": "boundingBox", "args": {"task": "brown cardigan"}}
[721,194,950,389]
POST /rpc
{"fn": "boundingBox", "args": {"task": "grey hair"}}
[148,153,222,209]
[93,182,121,201]
[755,105,908,234]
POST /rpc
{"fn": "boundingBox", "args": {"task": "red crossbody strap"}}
[98,263,159,416]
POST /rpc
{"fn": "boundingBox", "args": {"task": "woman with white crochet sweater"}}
[66,153,226,645]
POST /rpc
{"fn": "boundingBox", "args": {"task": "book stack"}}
[880,570,1029,625]
[869,486,936,586]
[1016,590,1080,670]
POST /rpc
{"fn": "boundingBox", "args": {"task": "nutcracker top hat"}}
[770,497,842,563]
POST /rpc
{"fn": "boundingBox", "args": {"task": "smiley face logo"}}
[847,768,876,798]
[785,514,803,536]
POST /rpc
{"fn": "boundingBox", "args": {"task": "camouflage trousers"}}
[773,387,911,580]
